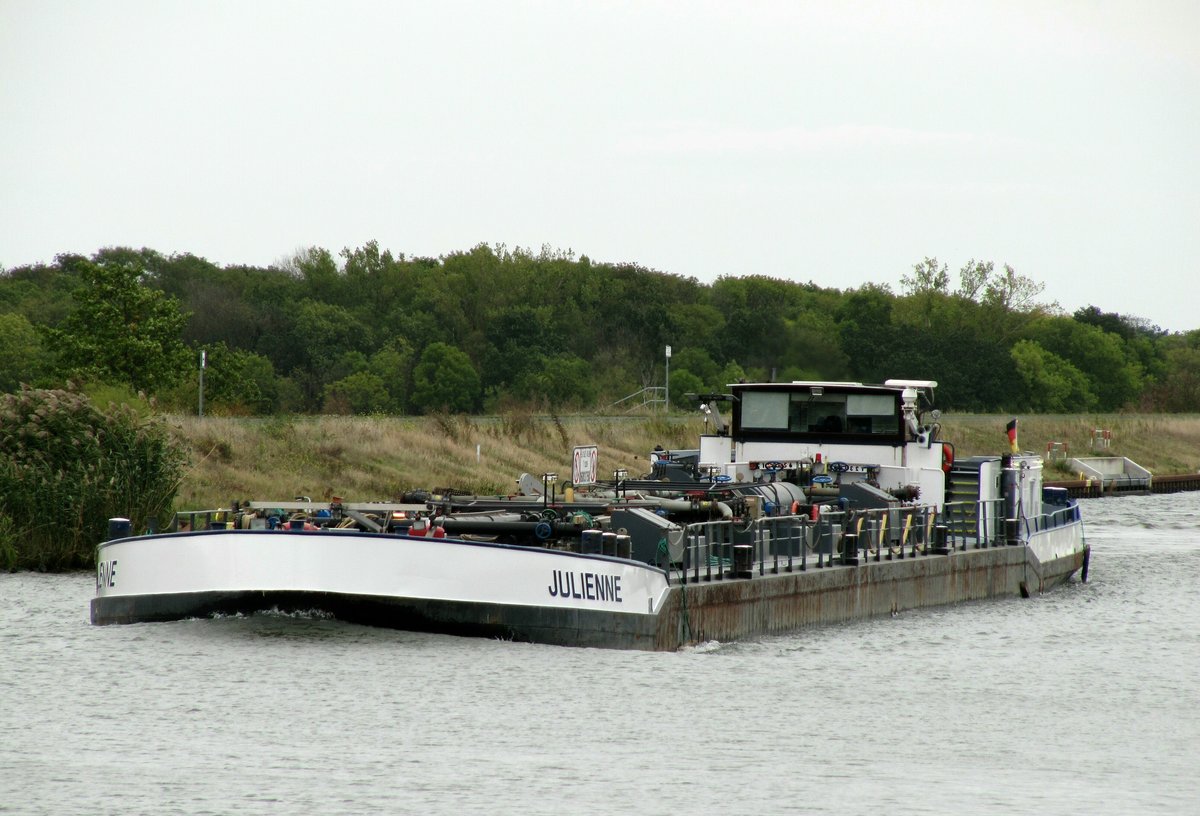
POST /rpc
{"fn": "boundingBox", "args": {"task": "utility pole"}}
[664,345,671,413]
[198,350,206,417]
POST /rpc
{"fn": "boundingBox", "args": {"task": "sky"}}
[2,1,1198,331]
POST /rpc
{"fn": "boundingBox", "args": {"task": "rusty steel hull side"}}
[653,545,1086,650]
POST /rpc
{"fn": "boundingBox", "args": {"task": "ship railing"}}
[164,509,236,532]
[676,515,809,584]
[676,503,981,584]
[1021,502,1082,536]
[940,499,1007,550]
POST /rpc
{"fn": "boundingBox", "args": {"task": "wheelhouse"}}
[732,382,907,446]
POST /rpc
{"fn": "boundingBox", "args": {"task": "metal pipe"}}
[437,519,585,539]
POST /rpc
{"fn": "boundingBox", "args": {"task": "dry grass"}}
[167,412,1200,510]
[167,413,705,510]
[941,414,1200,476]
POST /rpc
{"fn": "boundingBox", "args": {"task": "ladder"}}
[945,463,983,538]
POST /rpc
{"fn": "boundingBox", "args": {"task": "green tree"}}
[879,259,1045,410]
[838,284,899,383]
[1144,331,1200,411]
[178,275,262,350]
[1075,305,1168,387]
[711,276,797,370]
[285,247,344,305]
[668,369,705,408]
[668,303,727,359]
[981,263,1049,314]
[511,354,597,409]
[670,348,720,389]
[901,257,951,297]
[278,300,371,408]
[1074,305,1139,339]
[0,313,52,392]
[188,343,276,414]
[0,261,78,328]
[481,304,561,394]
[368,340,415,412]
[43,255,190,394]
[323,371,391,414]
[410,342,480,414]
[1024,317,1144,411]
[341,240,396,287]
[1010,340,1096,412]
[716,361,746,389]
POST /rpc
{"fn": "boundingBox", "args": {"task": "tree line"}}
[2,243,1198,415]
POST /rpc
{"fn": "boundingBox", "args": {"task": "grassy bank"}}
[167,413,705,510]
[942,413,1200,477]
[166,412,1200,511]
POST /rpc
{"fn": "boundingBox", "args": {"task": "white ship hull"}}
[93,529,672,648]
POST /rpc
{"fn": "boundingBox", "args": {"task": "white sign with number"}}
[572,445,599,486]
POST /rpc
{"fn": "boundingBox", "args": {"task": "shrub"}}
[0,386,188,570]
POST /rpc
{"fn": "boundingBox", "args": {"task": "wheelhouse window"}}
[740,391,790,430]
[737,389,900,438]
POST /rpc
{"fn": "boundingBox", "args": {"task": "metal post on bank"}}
[198,349,206,417]
[664,344,671,413]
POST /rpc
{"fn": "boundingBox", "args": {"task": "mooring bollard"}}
[581,529,602,555]
[107,517,131,540]
[932,524,951,555]
[841,532,859,566]
[615,534,632,561]
[731,544,754,579]
[1006,518,1020,547]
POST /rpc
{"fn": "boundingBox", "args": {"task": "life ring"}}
[942,443,955,473]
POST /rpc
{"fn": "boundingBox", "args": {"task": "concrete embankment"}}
[1047,472,1200,498]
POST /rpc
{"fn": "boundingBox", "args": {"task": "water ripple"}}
[2,492,1199,815]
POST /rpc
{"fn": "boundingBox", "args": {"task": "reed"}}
[0,388,186,570]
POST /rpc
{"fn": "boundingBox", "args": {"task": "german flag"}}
[1006,418,1019,453]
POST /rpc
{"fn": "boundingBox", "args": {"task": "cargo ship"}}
[92,379,1088,650]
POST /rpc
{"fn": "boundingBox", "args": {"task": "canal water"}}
[2,491,1197,815]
